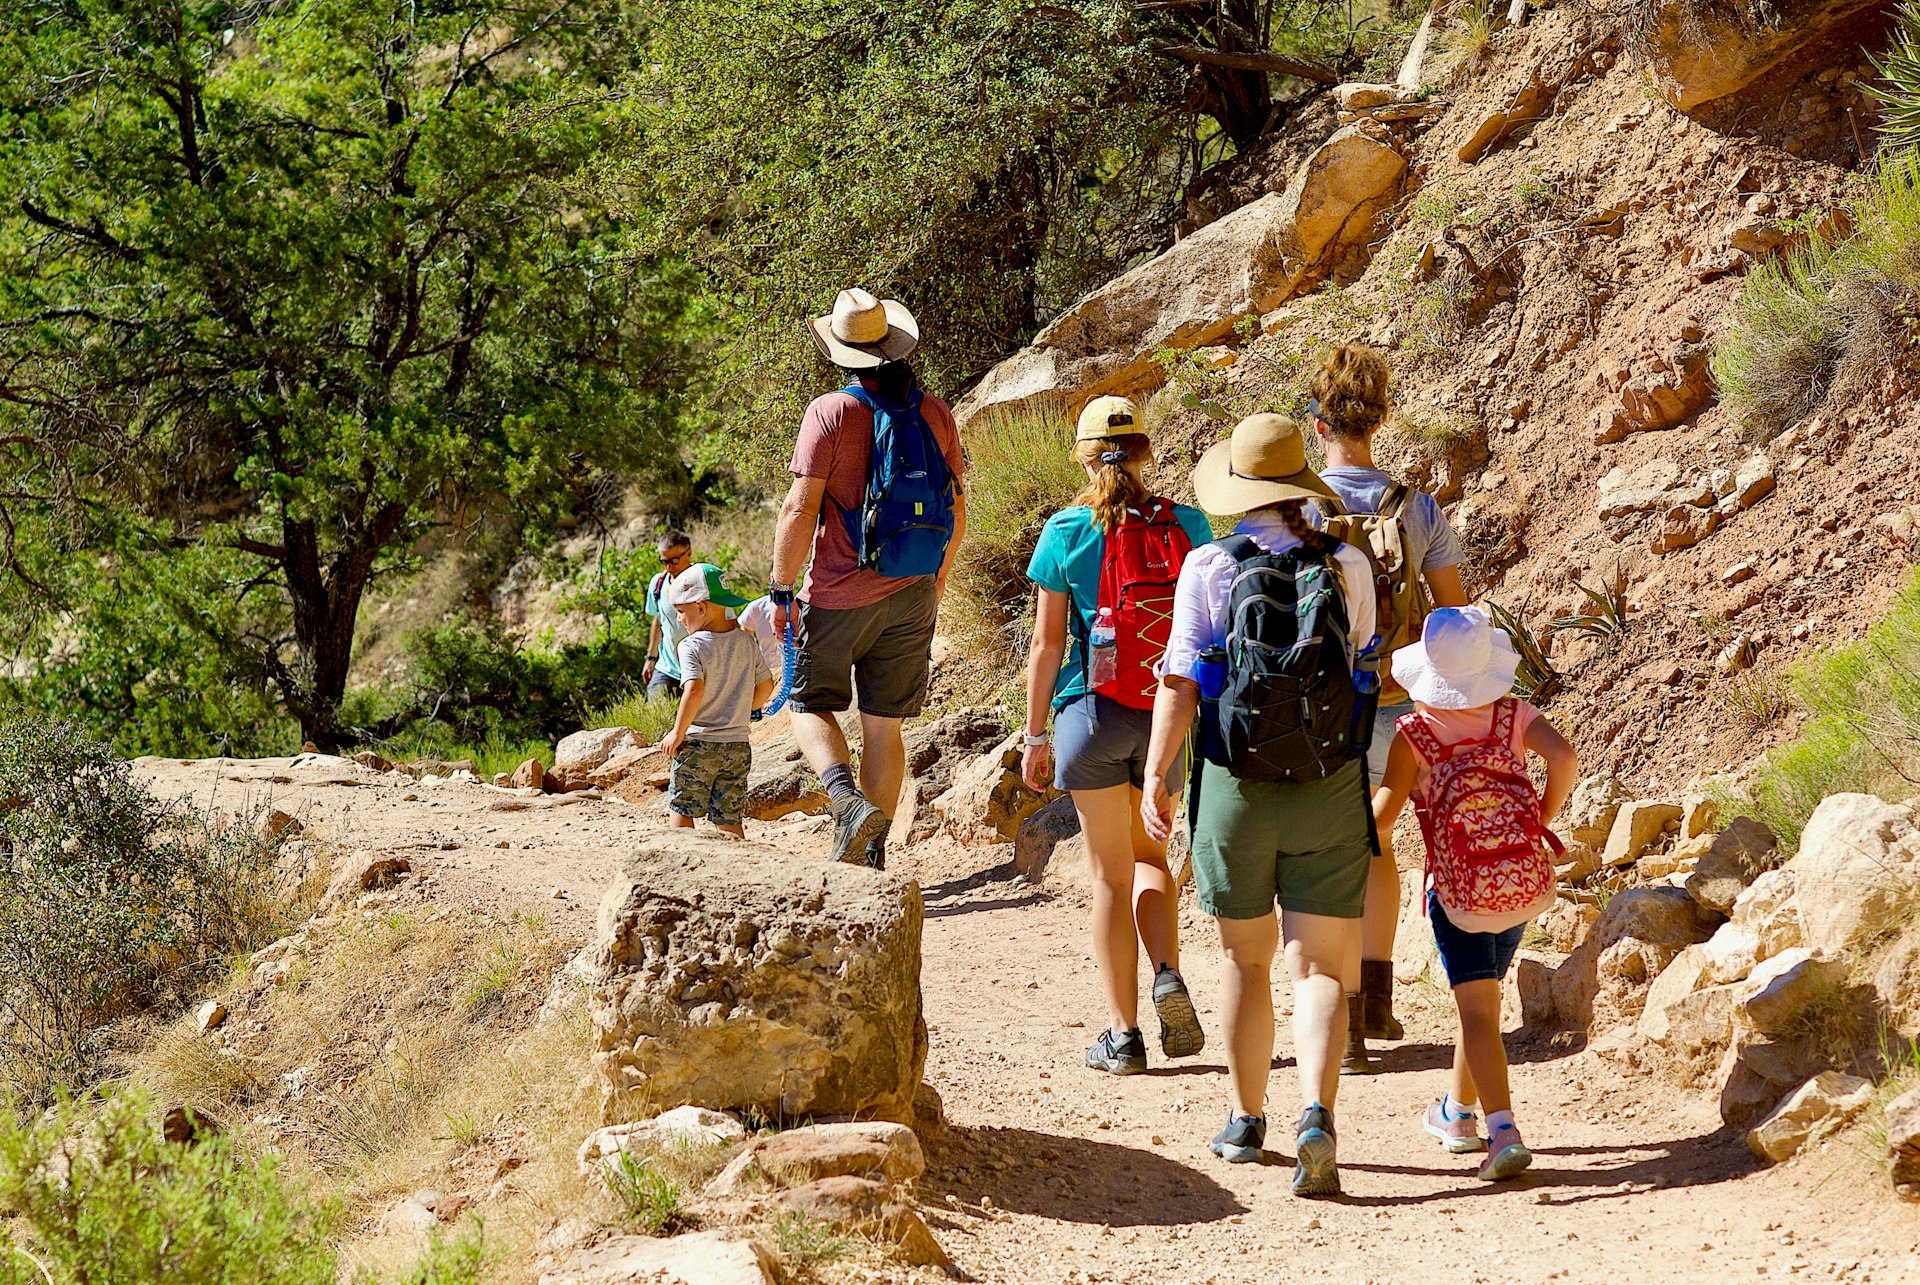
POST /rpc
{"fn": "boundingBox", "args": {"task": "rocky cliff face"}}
[959,0,1916,800]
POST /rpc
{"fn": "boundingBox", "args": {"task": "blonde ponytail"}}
[1072,433,1153,531]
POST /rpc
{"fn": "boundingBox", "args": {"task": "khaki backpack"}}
[1315,485,1432,697]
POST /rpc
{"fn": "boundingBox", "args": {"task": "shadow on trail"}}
[919,860,1048,919]
[924,1124,1249,1226]
[1367,1030,1586,1075]
[1331,1126,1759,1207]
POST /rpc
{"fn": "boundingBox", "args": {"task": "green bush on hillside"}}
[0,1089,338,1285]
[946,402,1085,670]
[1726,575,1920,848]
[1870,0,1920,153]
[0,718,289,1104]
[1713,151,1920,441]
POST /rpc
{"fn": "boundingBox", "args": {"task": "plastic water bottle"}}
[1088,608,1118,688]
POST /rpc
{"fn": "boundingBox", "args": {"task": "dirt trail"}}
[137,755,1920,1283]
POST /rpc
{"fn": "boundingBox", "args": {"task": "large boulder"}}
[902,706,1009,841]
[1643,0,1887,111]
[1889,1086,1920,1193]
[1546,887,1719,1031]
[1684,816,1779,915]
[1602,800,1683,869]
[953,130,1402,428]
[742,722,830,821]
[932,732,1060,845]
[1013,794,1082,880]
[588,831,926,1125]
[539,1231,778,1285]
[553,727,644,790]
[1748,1071,1873,1163]
[1738,948,1848,1037]
[1788,793,1920,955]
[1700,867,1802,984]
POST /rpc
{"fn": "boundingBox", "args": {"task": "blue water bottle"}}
[1196,645,1227,761]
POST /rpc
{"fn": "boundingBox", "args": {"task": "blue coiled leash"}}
[752,620,799,721]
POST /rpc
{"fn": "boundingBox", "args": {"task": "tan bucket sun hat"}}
[1075,395,1143,441]
[807,288,921,369]
[1193,412,1337,515]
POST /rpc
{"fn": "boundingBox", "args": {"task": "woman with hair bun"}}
[1022,396,1215,1077]
[1308,343,1470,1073]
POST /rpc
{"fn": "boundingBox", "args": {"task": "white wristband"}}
[1021,731,1049,747]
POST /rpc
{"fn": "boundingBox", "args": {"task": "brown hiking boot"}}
[1340,993,1374,1075]
[1362,958,1404,1041]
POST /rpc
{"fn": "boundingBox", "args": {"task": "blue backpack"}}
[837,382,957,578]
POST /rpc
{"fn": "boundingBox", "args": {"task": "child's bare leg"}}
[717,822,745,838]
[1453,979,1509,1115]
[669,812,695,830]
[1449,1038,1480,1108]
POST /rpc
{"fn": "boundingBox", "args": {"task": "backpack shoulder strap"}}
[1398,710,1448,765]
[1381,483,1416,521]
[1312,495,1349,520]
[1216,533,1261,563]
[1490,696,1519,744]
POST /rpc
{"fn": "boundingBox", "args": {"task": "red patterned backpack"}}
[1399,699,1561,934]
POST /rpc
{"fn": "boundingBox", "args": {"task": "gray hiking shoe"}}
[1086,1028,1147,1075]
[1152,965,1205,1058]
[1292,1104,1340,1197]
[829,795,889,865]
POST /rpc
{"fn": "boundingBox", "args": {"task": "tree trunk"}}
[276,505,407,749]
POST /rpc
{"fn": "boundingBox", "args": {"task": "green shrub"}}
[946,400,1084,670]
[1726,574,1920,848]
[1871,0,1920,153]
[601,1149,682,1234]
[367,1221,491,1285]
[582,691,682,745]
[0,1088,339,1285]
[0,718,292,1104]
[1714,151,1920,441]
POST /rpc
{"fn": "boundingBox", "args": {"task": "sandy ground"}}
[137,753,1920,1284]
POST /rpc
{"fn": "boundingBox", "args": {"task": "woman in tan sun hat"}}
[769,287,966,871]
[1020,394,1215,1078]
[1140,411,1376,1197]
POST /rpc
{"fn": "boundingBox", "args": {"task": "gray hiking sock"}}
[821,761,862,806]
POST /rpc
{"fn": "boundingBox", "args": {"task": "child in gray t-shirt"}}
[659,564,773,837]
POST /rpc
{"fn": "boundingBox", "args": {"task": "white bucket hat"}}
[1391,606,1521,710]
[806,288,920,369]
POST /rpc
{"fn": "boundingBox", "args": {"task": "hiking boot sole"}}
[830,801,889,864]
[1292,1129,1340,1197]
[1481,1143,1532,1181]
[1424,1120,1487,1154]
[1153,981,1206,1059]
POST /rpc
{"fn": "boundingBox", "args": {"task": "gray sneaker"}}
[829,795,888,864]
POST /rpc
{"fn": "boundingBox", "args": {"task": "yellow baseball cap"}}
[1075,395,1142,442]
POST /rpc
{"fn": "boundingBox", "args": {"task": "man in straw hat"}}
[766,288,967,869]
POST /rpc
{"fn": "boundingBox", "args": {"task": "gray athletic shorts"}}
[1053,692,1186,794]
[791,577,938,719]
[1367,699,1414,785]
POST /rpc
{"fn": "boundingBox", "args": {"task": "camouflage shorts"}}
[668,739,751,826]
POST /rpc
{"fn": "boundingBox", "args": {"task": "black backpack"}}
[1209,534,1362,783]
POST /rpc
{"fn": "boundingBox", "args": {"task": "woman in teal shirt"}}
[1021,396,1215,1076]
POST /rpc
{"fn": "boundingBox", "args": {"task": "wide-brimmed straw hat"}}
[1391,606,1521,710]
[806,288,921,369]
[1192,413,1337,514]
[1075,395,1144,442]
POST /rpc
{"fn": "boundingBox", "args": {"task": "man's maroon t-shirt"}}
[790,381,965,610]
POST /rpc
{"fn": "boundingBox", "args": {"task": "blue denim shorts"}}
[1366,700,1414,785]
[1428,889,1525,987]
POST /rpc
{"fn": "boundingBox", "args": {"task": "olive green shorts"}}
[1188,758,1373,920]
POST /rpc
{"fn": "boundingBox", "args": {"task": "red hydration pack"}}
[1400,698,1562,934]
[1091,500,1194,711]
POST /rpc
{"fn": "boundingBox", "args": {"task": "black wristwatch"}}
[768,579,794,607]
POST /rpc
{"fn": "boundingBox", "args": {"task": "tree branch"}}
[1147,39,1340,84]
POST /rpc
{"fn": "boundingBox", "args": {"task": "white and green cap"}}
[667,563,751,609]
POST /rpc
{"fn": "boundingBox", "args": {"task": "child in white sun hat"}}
[1370,606,1577,1181]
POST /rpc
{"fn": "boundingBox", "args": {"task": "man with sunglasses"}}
[643,531,697,698]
